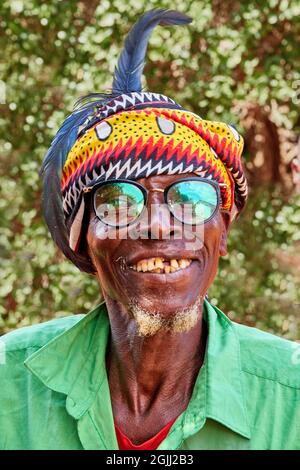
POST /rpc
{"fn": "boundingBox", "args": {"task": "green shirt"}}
[0,299,299,450]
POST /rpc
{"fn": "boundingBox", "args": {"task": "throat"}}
[114,406,180,447]
[109,352,204,446]
[104,294,207,442]
[106,321,207,416]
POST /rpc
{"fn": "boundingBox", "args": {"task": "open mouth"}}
[129,257,193,274]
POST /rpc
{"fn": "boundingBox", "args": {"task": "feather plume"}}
[40,102,111,273]
[40,9,192,273]
[112,9,192,94]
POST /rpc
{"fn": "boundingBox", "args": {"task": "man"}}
[1,10,299,450]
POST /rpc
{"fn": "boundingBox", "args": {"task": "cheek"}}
[204,214,223,248]
[86,219,115,284]
[86,218,128,298]
[185,217,222,263]
[87,218,108,260]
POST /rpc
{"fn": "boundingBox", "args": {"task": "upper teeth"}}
[131,258,192,273]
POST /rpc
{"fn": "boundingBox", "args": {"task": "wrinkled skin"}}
[86,173,231,444]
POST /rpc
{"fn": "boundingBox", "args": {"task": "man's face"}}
[86,173,230,321]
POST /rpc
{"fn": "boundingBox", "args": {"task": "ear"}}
[219,210,231,257]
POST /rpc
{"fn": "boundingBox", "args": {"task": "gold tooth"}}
[164,266,171,274]
[170,259,179,268]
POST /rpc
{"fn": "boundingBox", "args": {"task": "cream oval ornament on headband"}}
[156,116,176,135]
[96,121,113,140]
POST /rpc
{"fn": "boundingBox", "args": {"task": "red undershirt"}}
[115,418,177,450]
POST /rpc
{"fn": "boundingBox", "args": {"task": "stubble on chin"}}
[128,296,203,337]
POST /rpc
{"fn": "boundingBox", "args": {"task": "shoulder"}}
[208,301,300,389]
[233,320,300,389]
[1,314,85,354]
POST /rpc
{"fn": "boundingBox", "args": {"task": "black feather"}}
[73,92,115,111]
[40,100,111,273]
[40,9,192,273]
[112,9,192,94]
[41,161,95,273]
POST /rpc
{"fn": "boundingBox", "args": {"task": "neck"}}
[104,295,207,431]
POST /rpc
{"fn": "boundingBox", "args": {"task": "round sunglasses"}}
[83,177,225,228]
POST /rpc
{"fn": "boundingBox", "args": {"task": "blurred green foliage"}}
[0,0,299,338]
[211,190,300,339]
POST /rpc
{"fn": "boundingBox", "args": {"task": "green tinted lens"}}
[94,182,144,226]
[167,180,218,224]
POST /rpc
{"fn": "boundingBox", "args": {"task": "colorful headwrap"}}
[40,9,248,273]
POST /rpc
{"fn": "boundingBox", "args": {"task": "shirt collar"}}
[25,301,110,420]
[25,299,250,440]
[202,301,251,438]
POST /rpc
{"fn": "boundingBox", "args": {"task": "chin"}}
[127,292,203,337]
[143,291,199,315]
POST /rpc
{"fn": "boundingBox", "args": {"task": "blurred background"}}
[0,0,299,338]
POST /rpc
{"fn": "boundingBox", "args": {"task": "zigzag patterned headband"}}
[62,94,247,251]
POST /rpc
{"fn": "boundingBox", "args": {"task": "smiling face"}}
[86,173,230,327]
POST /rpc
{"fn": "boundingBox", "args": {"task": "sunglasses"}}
[83,177,226,228]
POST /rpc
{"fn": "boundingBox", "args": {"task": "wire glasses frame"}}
[82,177,227,228]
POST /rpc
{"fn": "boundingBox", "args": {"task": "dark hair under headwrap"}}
[40,9,248,274]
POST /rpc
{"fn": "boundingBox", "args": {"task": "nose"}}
[129,190,182,240]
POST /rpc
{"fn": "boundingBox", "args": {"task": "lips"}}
[129,257,192,274]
